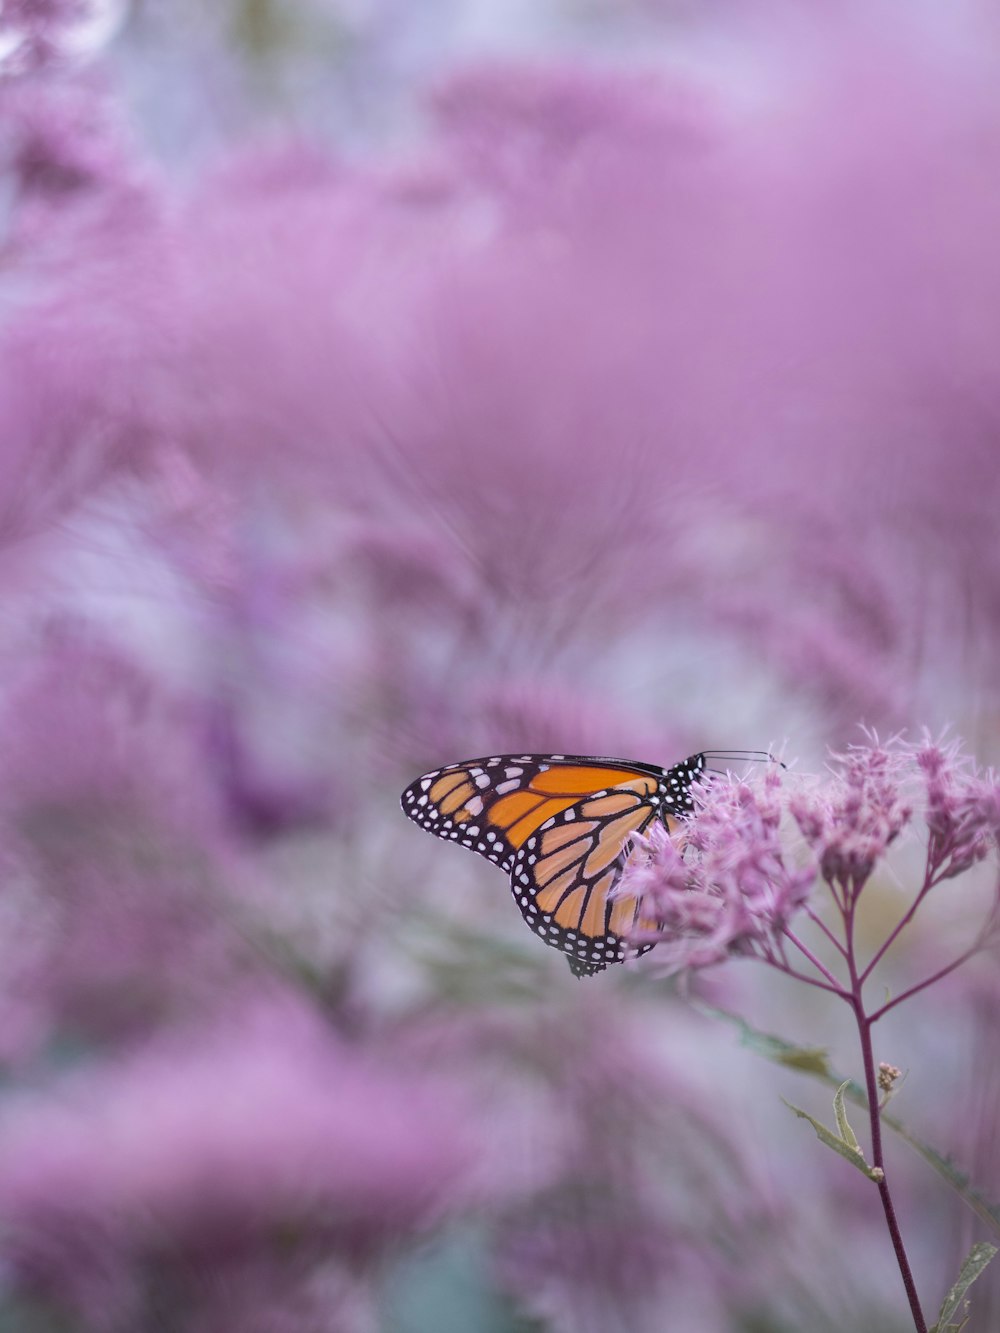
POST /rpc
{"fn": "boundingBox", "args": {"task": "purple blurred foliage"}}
[1,0,91,20]
[0,74,154,252]
[1,5,1000,1329]
[4,19,1000,730]
[0,76,164,547]
[398,994,768,1330]
[468,677,688,767]
[0,626,258,1061]
[0,0,94,72]
[146,35,1000,730]
[0,999,473,1330]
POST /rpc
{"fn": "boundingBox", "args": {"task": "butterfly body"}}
[401,752,706,976]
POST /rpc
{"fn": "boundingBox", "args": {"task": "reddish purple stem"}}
[859,866,939,984]
[868,927,993,1024]
[769,866,934,1330]
[846,955,928,1332]
[804,903,849,957]
[782,925,849,992]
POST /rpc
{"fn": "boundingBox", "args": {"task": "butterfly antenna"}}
[700,749,787,777]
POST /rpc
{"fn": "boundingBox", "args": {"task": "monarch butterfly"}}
[400,750,769,976]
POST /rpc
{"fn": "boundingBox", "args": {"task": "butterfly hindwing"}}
[401,752,707,974]
[509,788,667,976]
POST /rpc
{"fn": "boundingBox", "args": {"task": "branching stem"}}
[868,937,985,1024]
[844,894,928,1332]
[804,904,848,957]
[859,867,940,984]
[782,926,847,992]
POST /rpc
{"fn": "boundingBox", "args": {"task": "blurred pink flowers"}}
[0,0,95,72]
[4,8,1000,731]
[0,628,254,1061]
[1,2,1000,1328]
[0,1002,474,1327]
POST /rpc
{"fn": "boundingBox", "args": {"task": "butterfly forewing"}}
[400,752,706,974]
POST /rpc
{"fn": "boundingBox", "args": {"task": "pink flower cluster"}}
[620,740,1000,977]
[917,740,1000,881]
[619,768,813,969]
[790,745,914,896]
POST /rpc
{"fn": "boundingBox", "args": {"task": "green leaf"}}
[930,1241,998,1333]
[781,1098,883,1181]
[694,1002,1000,1240]
[692,1003,832,1075]
[770,1044,833,1076]
[833,1079,861,1152]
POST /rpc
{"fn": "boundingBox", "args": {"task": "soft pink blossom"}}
[0,1002,474,1326]
[618,768,813,971]
[915,739,1000,879]
[621,739,1000,976]
[790,745,913,893]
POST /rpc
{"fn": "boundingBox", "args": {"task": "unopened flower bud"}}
[878,1062,902,1093]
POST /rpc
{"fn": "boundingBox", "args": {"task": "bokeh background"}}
[1,2,1000,1330]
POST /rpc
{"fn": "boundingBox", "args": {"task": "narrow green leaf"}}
[833,1079,861,1152]
[694,1002,1000,1240]
[781,1098,883,1181]
[930,1241,998,1333]
[692,1003,831,1075]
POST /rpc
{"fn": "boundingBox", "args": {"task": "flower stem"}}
[859,866,939,984]
[782,926,848,992]
[804,903,849,956]
[867,943,981,1024]
[851,1001,927,1332]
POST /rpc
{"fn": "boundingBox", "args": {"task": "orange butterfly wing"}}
[401,753,705,975]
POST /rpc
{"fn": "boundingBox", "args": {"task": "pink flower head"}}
[789,744,912,897]
[915,738,1000,880]
[617,768,813,972]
